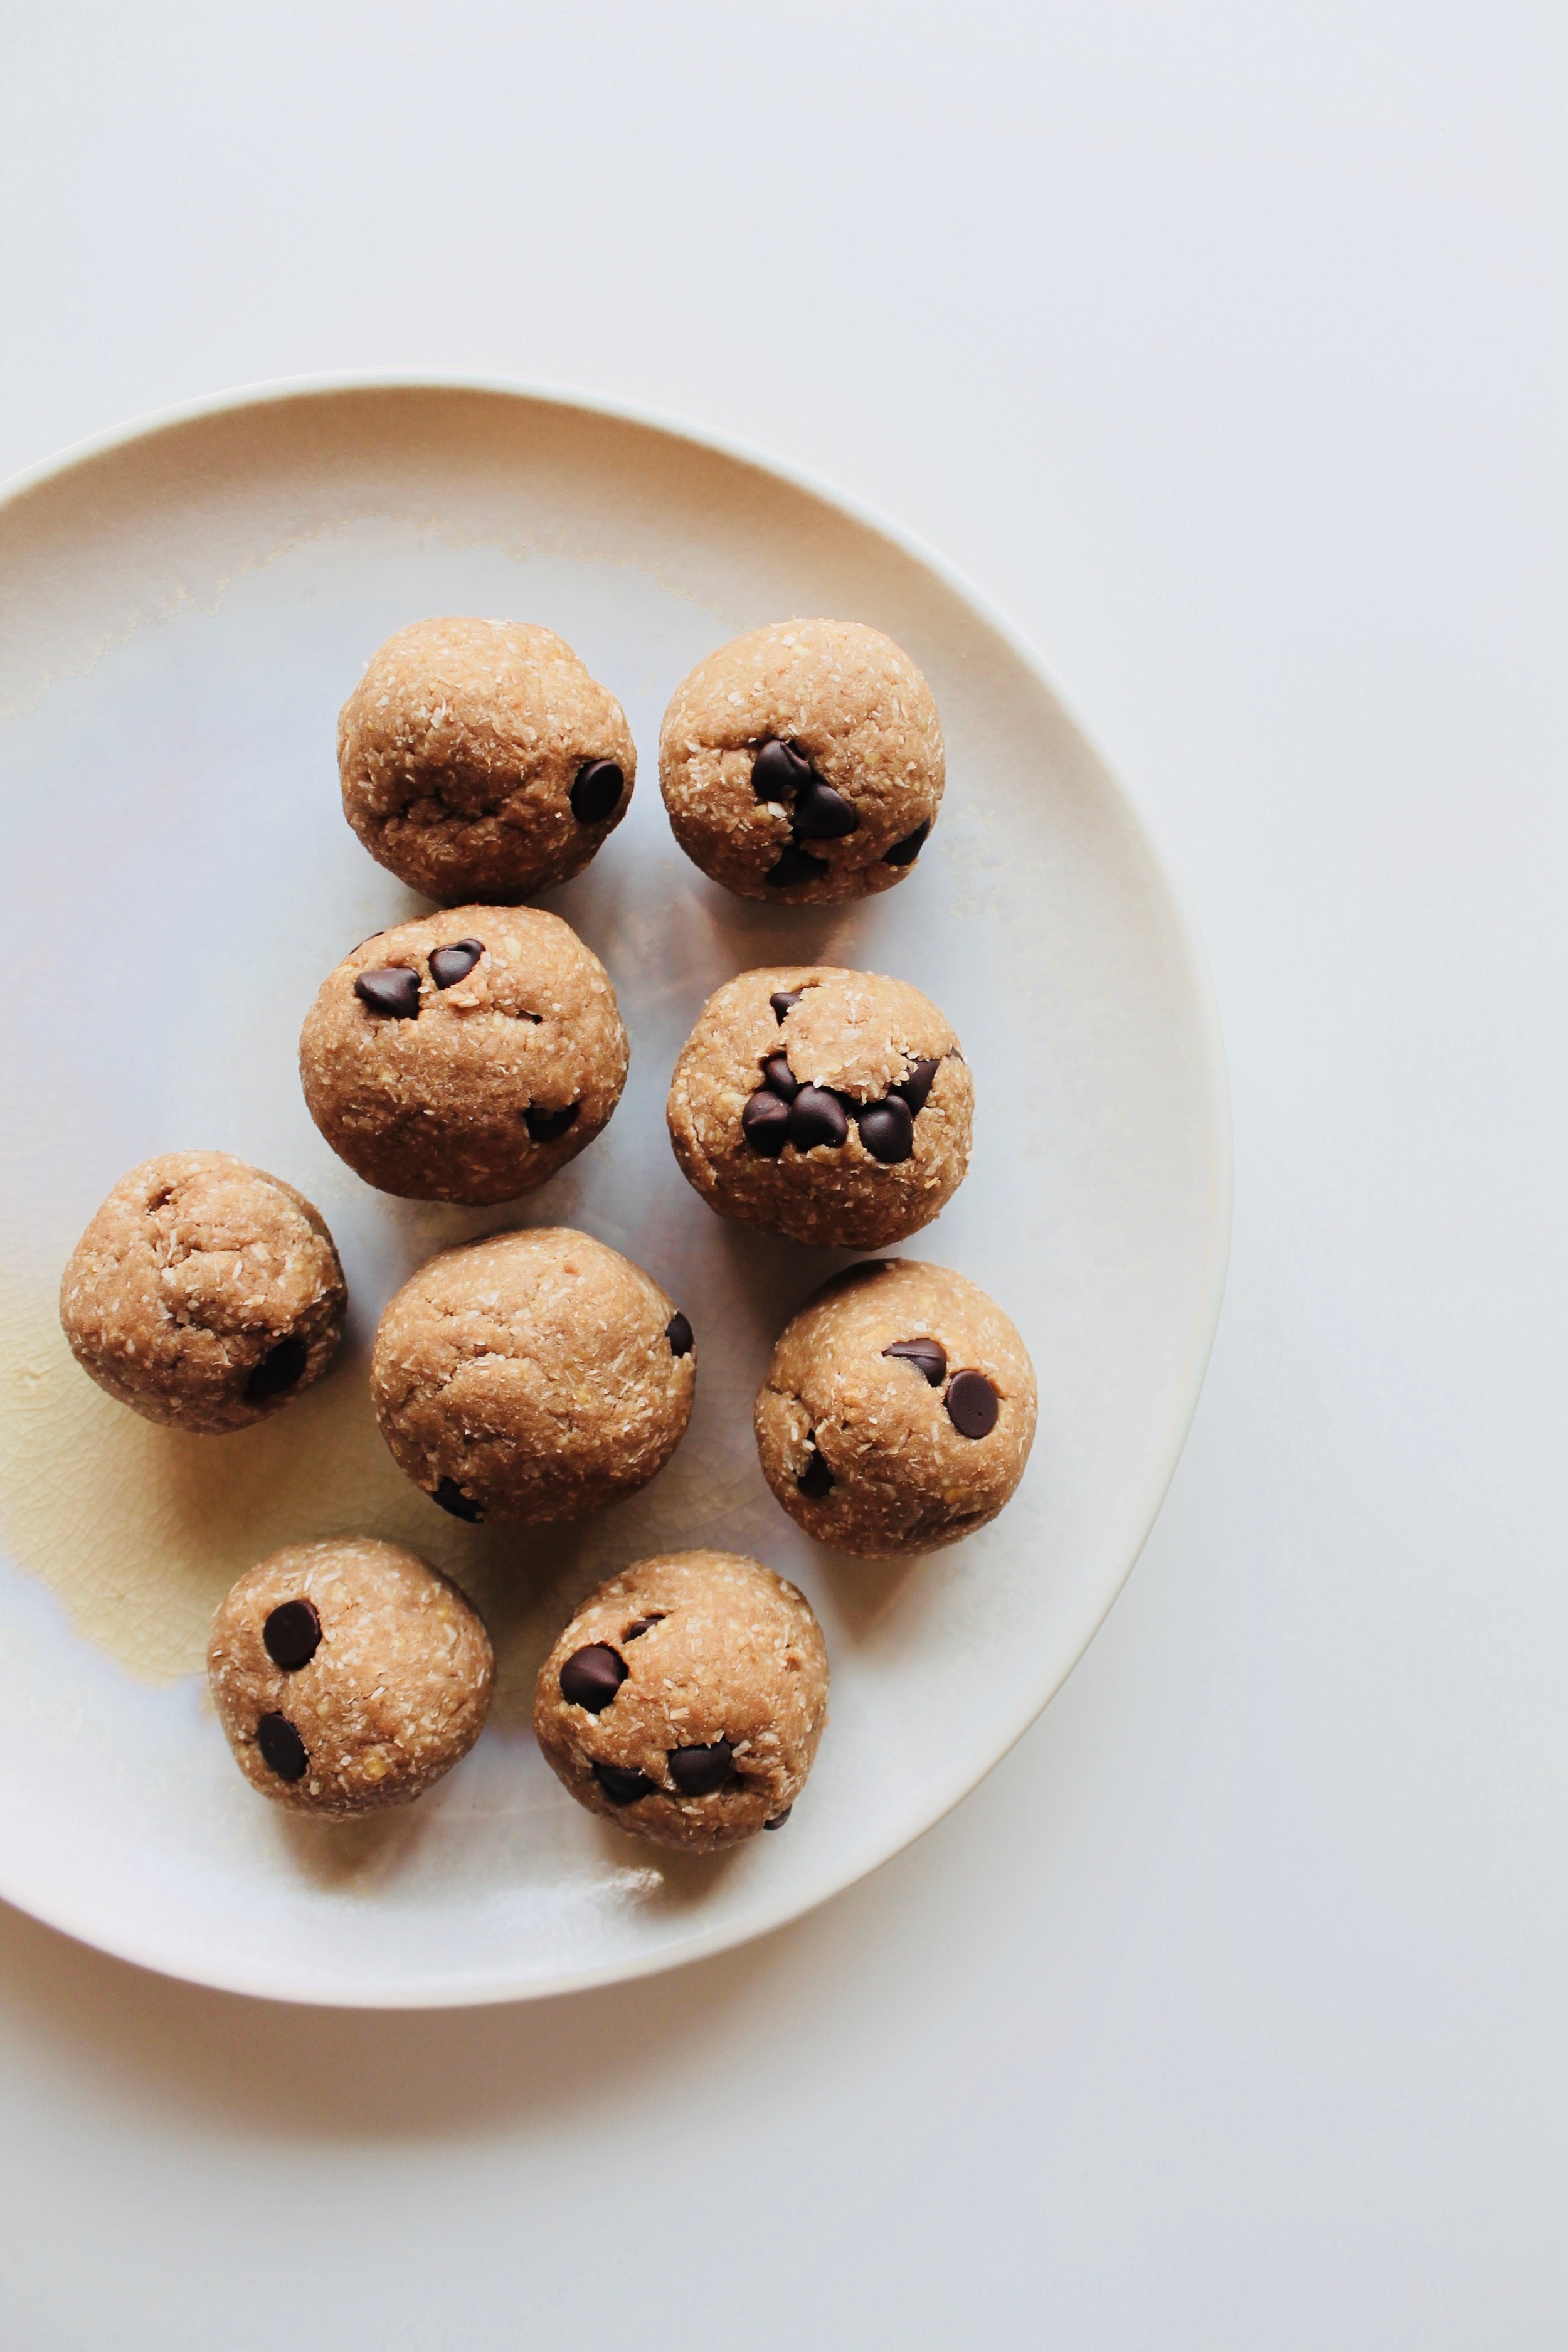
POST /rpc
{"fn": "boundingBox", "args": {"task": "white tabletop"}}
[1,5,1561,2345]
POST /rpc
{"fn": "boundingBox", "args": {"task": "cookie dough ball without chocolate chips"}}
[208,1538,494,1818]
[299,906,628,1205]
[371,1227,697,1525]
[756,1259,1037,1557]
[534,1551,828,1850]
[659,618,943,902]
[338,617,636,903]
[667,966,973,1248]
[59,1152,347,1434]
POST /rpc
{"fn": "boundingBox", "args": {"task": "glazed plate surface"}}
[0,379,1229,2004]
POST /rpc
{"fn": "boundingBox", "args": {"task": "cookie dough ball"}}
[299,906,628,1205]
[534,1550,827,1850]
[339,617,636,903]
[756,1259,1037,1557]
[372,1227,696,1525]
[58,1152,347,1435]
[659,618,943,903]
[208,1538,494,1818]
[667,966,973,1249]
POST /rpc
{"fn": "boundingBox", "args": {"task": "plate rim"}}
[0,370,1232,2006]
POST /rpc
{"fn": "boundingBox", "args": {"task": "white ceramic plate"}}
[0,378,1229,2006]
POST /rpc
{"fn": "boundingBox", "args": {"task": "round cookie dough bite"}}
[338,617,635,903]
[299,904,628,1205]
[659,618,943,903]
[59,1152,347,1434]
[756,1259,1037,1557]
[667,966,973,1248]
[371,1227,696,1525]
[534,1550,827,1850]
[208,1538,494,1818]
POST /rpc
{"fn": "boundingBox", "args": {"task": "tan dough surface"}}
[339,616,636,903]
[667,966,973,1248]
[371,1227,696,1526]
[299,904,628,1205]
[533,1549,828,1851]
[58,1152,347,1436]
[756,1259,1038,1557]
[659,618,943,903]
[208,1537,494,1819]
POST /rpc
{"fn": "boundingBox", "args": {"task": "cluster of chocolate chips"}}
[352,935,578,1142]
[794,1338,1000,1500]
[751,737,928,886]
[556,1626,778,1815]
[752,738,856,890]
[882,1335,1000,1438]
[355,940,474,1016]
[353,935,485,1020]
[742,995,942,1169]
[255,1597,324,1781]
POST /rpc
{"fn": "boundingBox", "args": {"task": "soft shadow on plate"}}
[275,1796,439,1889]
[817,1548,925,1637]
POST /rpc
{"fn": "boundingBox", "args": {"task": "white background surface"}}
[0,3,1560,2345]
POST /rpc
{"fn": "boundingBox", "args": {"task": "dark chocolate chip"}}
[742,1089,792,1156]
[245,1333,307,1401]
[945,1369,1000,1439]
[559,1644,628,1712]
[525,1103,579,1142]
[787,1086,849,1150]
[761,1054,800,1102]
[354,966,421,1019]
[883,821,930,867]
[856,1096,915,1164]
[884,1337,948,1387]
[792,778,859,839]
[432,1476,482,1522]
[263,1597,322,1671]
[593,1761,657,1806]
[622,1613,665,1641]
[763,1806,792,1830]
[891,1056,941,1117]
[569,759,625,824]
[766,843,829,889]
[257,1712,308,1782]
[428,938,484,988]
[667,1739,734,1796]
[797,1448,835,1498]
[770,990,803,1022]
[752,738,813,800]
[665,1311,694,1357]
